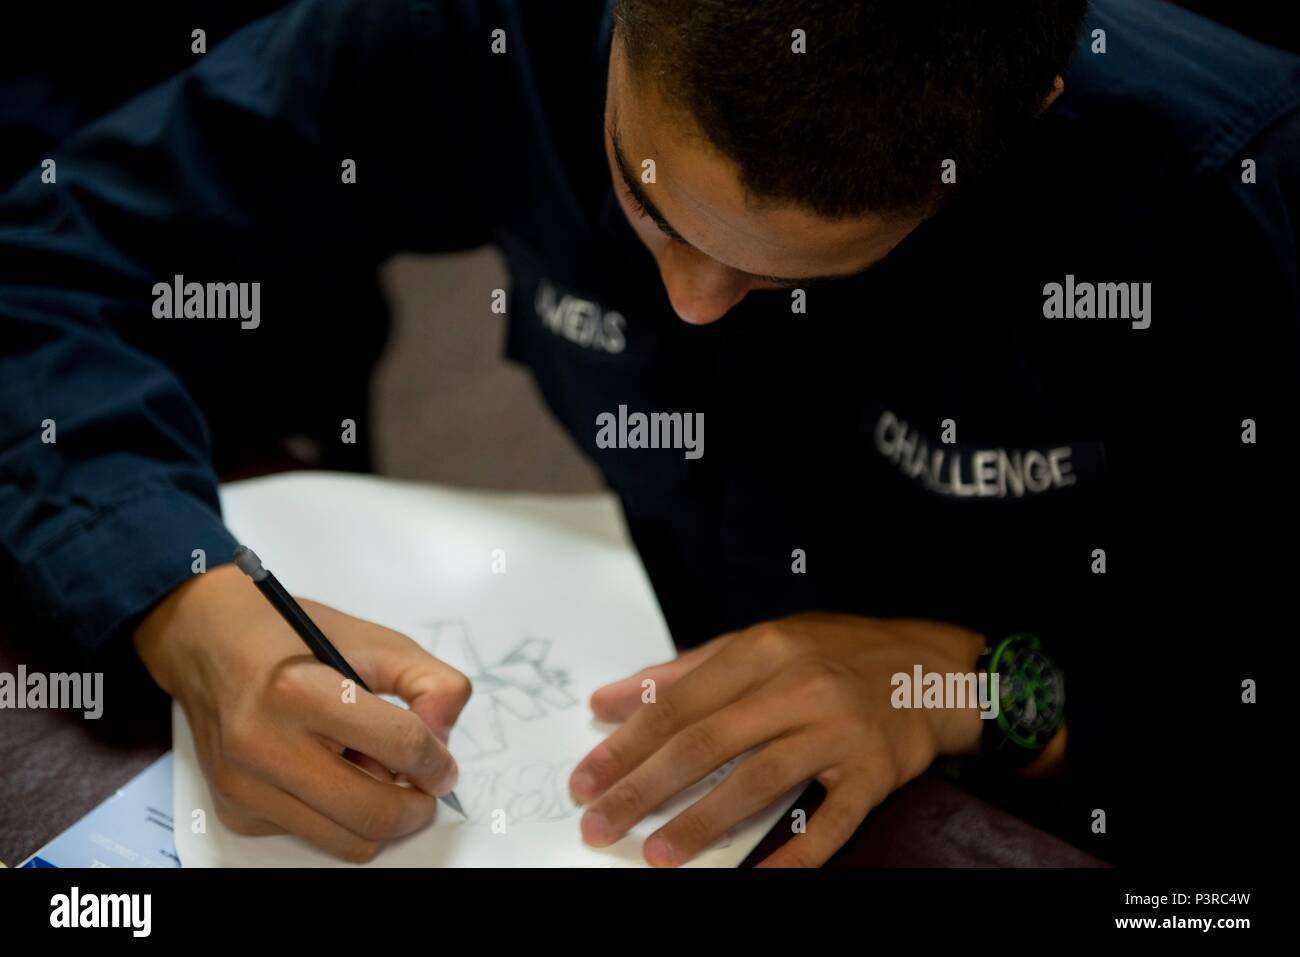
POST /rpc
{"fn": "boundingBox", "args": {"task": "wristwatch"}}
[950,632,1066,777]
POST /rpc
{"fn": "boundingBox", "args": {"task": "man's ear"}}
[1039,75,1065,114]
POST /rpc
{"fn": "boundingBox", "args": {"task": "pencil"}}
[232,545,465,817]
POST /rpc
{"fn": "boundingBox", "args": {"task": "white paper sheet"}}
[173,473,797,866]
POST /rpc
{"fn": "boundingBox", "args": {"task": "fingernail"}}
[570,769,597,803]
[644,832,676,867]
[581,809,614,846]
[436,763,459,795]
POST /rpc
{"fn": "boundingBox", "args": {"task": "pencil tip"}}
[442,792,466,818]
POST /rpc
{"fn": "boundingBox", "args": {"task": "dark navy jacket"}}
[1,0,1296,861]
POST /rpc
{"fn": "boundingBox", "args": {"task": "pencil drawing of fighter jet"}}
[428,622,578,758]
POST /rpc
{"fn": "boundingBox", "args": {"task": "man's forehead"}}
[608,122,900,283]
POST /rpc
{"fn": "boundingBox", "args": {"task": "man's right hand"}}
[133,564,470,862]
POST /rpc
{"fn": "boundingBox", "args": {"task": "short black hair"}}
[614,0,1088,219]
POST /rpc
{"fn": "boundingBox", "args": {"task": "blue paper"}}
[19,753,180,868]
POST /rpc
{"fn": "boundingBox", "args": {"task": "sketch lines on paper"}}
[422,621,582,824]
[458,760,580,824]
[426,621,578,759]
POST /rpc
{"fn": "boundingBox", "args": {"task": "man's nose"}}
[658,245,751,325]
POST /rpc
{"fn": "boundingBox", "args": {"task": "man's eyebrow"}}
[610,123,873,289]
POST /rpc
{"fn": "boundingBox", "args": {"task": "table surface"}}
[0,625,1103,868]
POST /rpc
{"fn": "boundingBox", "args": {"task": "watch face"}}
[994,634,1065,749]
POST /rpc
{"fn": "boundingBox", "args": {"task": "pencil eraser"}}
[233,546,265,579]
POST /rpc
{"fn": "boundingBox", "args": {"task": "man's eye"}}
[620,182,685,244]
[621,182,648,218]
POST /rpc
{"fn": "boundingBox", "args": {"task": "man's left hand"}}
[569,613,987,867]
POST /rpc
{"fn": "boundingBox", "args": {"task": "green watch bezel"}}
[985,631,1065,752]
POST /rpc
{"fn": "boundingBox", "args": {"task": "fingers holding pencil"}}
[233,546,468,817]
